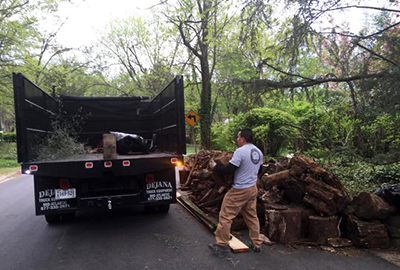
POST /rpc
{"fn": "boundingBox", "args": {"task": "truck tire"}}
[45,214,60,224]
[144,205,157,213]
[157,204,170,213]
[61,212,76,222]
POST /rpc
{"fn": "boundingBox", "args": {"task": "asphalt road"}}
[1,175,399,270]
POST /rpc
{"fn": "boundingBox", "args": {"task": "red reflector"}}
[145,174,155,184]
[171,158,178,164]
[122,160,130,167]
[29,165,38,172]
[104,161,112,168]
[60,178,70,189]
[85,162,93,169]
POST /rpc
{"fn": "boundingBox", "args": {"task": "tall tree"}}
[99,15,182,96]
[162,0,234,149]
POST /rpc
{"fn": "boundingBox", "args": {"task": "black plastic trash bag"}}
[110,131,149,154]
[375,184,400,208]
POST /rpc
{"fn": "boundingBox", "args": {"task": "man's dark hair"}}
[239,128,253,143]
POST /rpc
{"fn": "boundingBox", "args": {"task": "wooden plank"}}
[178,193,218,228]
[229,235,250,253]
[177,192,250,253]
[177,198,215,231]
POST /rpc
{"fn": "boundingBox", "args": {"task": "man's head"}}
[237,128,253,147]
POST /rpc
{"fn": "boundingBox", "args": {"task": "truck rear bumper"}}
[78,193,141,210]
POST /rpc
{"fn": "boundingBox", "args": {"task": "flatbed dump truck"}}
[13,73,185,223]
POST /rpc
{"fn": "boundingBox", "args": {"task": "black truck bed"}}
[30,152,178,164]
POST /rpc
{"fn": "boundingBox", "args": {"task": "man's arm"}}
[258,164,264,178]
[215,162,238,175]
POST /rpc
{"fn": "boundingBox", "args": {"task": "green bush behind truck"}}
[13,73,185,223]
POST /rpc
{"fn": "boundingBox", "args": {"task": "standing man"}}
[209,128,264,255]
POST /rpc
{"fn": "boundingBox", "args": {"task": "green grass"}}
[0,166,20,177]
[0,159,19,167]
[0,142,19,177]
[0,142,17,160]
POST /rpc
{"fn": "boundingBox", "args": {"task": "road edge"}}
[0,170,21,184]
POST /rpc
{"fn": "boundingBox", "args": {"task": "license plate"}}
[55,188,76,200]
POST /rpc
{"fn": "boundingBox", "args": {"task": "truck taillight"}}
[145,174,154,184]
[104,161,112,168]
[171,158,182,167]
[60,178,70,189]
[85,162,93,169]
[122,160,130,167]
[29,165,38,172]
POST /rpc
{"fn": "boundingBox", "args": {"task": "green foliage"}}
[0,159,19,168]
[361,113,400,156]
[305,148,400,196]
[210,122,236,151]
[228,107,298,156]
[284,100,359,150]
[329,161,400,197]
[35,111,91,161]
[0,142,17,160]
[2,132,16,142]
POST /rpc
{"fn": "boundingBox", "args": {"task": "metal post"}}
[192,126,197,153]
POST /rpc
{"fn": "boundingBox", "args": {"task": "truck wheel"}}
[157,204,170,213]
[61,212,76,222]
[45,214,60,224]
[144,205,157,213]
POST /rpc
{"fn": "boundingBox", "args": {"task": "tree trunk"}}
[199,54,212,149]
[347,81,365,152]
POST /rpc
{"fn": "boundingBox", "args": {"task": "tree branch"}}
[354,41,398,66]
[249,72,388,90]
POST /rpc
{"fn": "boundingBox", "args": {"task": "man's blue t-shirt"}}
[229,143,263,189]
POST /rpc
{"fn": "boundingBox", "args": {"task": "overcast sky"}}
[52,0,160,48]
[49,0,388,49]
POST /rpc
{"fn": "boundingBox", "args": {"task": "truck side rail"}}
[13,73,58,162]
[149,76,185,155]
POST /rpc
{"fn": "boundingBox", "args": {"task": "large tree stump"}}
[309,216,340,243]
[352,192,396,220]
[342,214,390,249]
[266,208,302,244]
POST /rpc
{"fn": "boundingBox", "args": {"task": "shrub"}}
[3,132,16,143]
[0,142,17,160]
[228,108,298,156]
[210,122,235,151]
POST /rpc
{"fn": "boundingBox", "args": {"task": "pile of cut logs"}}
[180,151,399,249]
[180,150,234,216]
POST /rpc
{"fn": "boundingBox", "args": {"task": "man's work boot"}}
[208,244,230,257]
[250,244,262,253]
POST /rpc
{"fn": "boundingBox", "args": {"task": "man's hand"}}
[209,160,217,170]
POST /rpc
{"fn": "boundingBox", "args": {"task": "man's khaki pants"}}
[215,185,263,247]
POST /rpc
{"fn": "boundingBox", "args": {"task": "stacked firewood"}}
[181,152,397,249]
[261,155,350,245]
[180,150,234,216]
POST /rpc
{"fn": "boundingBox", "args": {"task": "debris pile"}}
[181,150,234,216]
[180,151,399,249]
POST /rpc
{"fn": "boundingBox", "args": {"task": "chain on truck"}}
[13,73,186,224]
